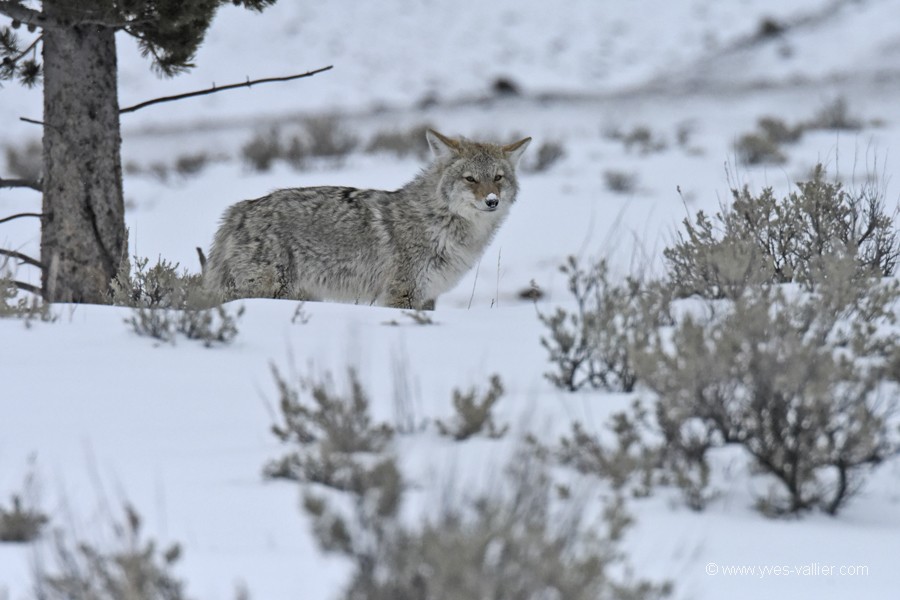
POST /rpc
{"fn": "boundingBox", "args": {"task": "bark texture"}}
[40,3,125,303]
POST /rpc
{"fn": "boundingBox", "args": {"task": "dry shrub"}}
[734,131,787,165]
[0,273,54,325]
[435,374,508,441]
[263,366,394,488]
[665,165,900,299]
[366,123,433,159]
[330,447,671,600]
[35,505,191,600]
[0,495,47,542]
[266,368,670,599]
[637,279,900,516]
[241,117,359,172]
[522,141,565,173]
[112,256,242,346]
[539,256,671,393]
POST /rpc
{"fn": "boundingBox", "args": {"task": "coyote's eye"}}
[494,174,503,182]
[465,175,477,183]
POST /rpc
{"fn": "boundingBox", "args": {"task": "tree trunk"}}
[40,4,126,303]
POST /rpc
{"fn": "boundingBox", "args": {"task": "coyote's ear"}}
[426,129,461,159]
[502,137,532,167]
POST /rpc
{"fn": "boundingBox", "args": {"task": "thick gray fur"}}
[203,130,531,309]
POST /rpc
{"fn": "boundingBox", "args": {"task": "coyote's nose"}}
[485,193,499,209]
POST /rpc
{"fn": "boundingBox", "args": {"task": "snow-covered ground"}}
[3,0,900,598]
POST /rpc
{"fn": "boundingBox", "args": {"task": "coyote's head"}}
[427,129,531,216]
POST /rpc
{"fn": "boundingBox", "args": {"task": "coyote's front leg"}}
[387,277,431,310]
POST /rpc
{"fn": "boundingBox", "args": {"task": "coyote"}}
[203,129,531,309]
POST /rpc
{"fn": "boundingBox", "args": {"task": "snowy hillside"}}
[3,0,900,599]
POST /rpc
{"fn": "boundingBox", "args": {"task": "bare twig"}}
[119,66,334,114]
[11,33,42,61]
[12,279,40,294]
[0,177,42,192]
[0,248,44,270]
[0,212,42,225]
[18,116,51,128]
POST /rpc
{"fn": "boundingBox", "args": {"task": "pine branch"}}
[68,16,150,28]
[0,176,41,191]
[119,66,333,114]
[0,211,41,224]
[0,248,44,270]
[1,2,149,30]
[0,2,54,29]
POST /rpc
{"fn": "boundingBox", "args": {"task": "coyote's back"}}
[204,129,531,309]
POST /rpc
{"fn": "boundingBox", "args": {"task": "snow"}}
[4,0,900,598]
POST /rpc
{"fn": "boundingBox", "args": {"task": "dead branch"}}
[0,177,41,192]
[119,66,333,114]
[11,32,41,61]
[0,212,41,224]
[12,279,40,294]
[18,115,57,130]
[0,248,44,270]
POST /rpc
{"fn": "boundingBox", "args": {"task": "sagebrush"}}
[0,495,48,543]
[734,116,800,165]
[263,366,394,488]
[734,99,863,165]
[365,123,433,159]
[112,255,242,346]
[665,164,900,299]
[542,165,900,516]
[336,449,671,600]
[539,256,671,392]
[242,117,359,171]
[267,368,670,599]
[0,274,54,324]
[435,374,508,441]
[636,279,900,516]
[553,401,660,500]
[35,505,191,600]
